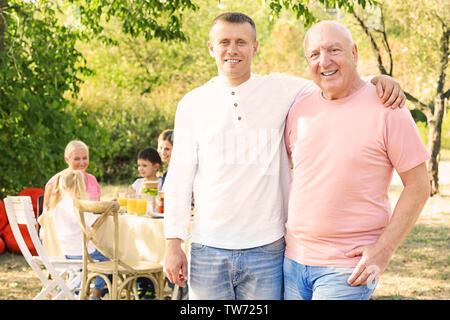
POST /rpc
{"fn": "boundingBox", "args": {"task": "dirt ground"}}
[1,162,449,300]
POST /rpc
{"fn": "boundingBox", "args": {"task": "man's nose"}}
[227,42,239,54]
[319,52,331,67]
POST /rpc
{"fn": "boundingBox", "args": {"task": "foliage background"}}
[1,0,448,196]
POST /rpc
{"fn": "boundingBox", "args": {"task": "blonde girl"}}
[49,169,109,300]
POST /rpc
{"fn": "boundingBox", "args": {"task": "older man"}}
[164,12,405,300]
[284,21,430,300]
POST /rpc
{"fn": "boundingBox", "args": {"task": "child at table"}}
[130,147,161,299]
[48,169,110,300]
[131,147,162,195]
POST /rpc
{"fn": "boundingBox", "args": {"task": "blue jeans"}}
[283,257,377,300]
[65,249,110,291]
[189,237,285,300]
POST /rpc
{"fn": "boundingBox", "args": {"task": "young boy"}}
[131,147,162,299]
[132,148,162,195]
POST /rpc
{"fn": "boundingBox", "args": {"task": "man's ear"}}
[207,41,215,57]
[352,43,358,65]
[253,40,259,57]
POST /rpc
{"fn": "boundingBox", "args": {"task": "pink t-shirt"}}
[284,82,430,267]
[46,170,101,201]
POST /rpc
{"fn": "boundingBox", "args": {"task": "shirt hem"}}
[191,231,285,250]
[284,251,361,268]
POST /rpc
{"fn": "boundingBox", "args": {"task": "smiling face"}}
[208,20,259,87]
[137,158,159,180]
[304,21,364,100]
[158,139,173,163]
[65,148,89,171]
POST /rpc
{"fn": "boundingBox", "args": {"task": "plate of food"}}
[148,211,164,218]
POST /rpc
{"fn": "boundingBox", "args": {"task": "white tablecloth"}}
[38,212,192,266]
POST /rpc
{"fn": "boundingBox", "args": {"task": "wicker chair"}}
[75,199,164,300]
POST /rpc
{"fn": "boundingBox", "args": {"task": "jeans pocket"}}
[257,237,285,255]
[191,242,206,252]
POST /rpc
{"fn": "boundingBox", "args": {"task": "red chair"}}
[2,223,38,255]
[0,236,5,255]
[1,188,44,256]
[0,199,7,255]
[18,188,45,218]
[0,199,7,233]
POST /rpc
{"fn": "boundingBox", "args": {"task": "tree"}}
[349,0,449,195]
[0,0,197,198]
[0,0,96,198]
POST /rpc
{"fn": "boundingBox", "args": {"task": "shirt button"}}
[234,103,238,107]
[231,91,235,95]
[238,116,242,120]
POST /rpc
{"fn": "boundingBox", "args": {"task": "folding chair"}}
[37,195,44,218]
[75,199,164,300]
[18,188,44,217]
[4,196,82,300]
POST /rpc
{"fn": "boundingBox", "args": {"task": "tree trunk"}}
[427,96,445,196]
[0,0,7,55]
[0,0,7,101]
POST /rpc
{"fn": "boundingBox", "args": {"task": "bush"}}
[82,95,173,184]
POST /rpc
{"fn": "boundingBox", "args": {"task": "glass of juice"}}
[127,195,137,214]
[117,193,128,207]
[136,195,147,216]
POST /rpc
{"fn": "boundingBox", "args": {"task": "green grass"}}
[371,190,450,299]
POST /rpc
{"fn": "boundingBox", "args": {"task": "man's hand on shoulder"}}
[371,74,406,109]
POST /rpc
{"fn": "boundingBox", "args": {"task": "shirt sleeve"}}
[163,95,198,241]
[85,173,101,201]
[284,111,294,158]
[273,73,318,103]
[131,178,140,194]
[385,107,430,173]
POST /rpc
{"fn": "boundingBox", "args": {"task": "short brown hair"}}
[210,12,257,41]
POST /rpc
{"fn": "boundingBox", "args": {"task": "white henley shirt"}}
[163,73,316,249]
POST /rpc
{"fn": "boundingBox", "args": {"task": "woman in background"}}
[157,129,173,190]
[43,140,100,210]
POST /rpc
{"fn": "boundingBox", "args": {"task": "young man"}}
[164,12,406,300]
[283,21,430,300]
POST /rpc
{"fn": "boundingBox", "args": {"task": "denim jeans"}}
[65,249,110,291]
[189,237,285,300]
[283,257,377,300]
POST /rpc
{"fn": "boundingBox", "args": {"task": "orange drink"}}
[136,198,147,216]
[118,197,127,207]
[127,198,137,214]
